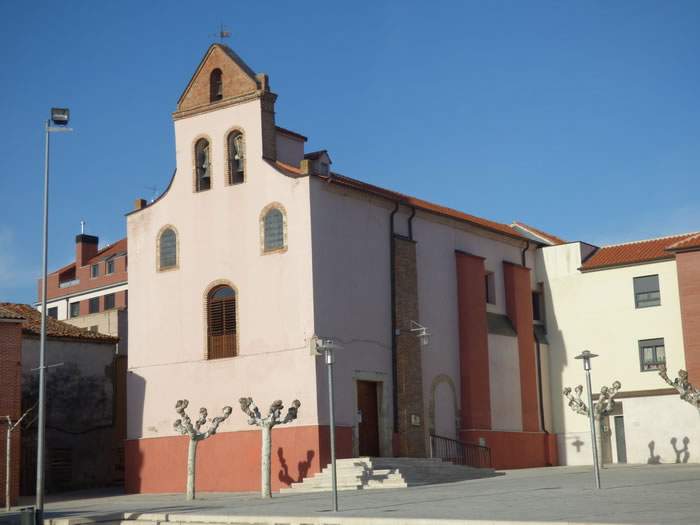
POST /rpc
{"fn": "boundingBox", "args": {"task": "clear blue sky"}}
[1,1,699,303]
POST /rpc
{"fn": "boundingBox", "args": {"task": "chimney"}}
[76,234,99,267]
[134,198,148,211]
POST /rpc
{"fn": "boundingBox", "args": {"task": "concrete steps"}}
[280,456,493,493]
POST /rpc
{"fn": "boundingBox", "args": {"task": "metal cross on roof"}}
[212,23,231,43]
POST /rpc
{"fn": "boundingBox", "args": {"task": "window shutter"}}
[207,286,237,359]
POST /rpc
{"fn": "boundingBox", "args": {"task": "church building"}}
[125,43,554,493]
[125,43,700,494]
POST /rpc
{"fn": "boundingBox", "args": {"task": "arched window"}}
[210,69,223,102]
[158,227,177,270]
[227,130,245,185]
[195,138,211,191]
[263,207,285,252]
[207,285,237,359]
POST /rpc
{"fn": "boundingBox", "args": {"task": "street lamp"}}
[36,108,72,523]
[311,336,343,512]
[574,350,601,489]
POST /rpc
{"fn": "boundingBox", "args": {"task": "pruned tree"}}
[173,399,232,500]
[563,381,621,466]
[659,366,700,407]
[239,397,300,498]
[4,405,34,511]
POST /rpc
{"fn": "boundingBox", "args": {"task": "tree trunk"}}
[187,438,198,500]
[261,424,272,498]
[595,416,605,468]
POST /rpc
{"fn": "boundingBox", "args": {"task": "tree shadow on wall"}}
[647,441,661,464]
[278,447,315,485]
[671,437,690,464]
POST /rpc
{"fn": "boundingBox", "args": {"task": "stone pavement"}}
[15,463,700,524]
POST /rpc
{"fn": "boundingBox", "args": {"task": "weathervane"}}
[212,23,231,43]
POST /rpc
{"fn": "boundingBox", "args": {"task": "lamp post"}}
[36,108,71,523]
[313,337,343,512]
[574,350,600,489]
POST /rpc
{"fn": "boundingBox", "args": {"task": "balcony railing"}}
[58,279,80,288]
[429,433,492,469]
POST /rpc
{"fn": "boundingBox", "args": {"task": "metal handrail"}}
[429,433,492,469]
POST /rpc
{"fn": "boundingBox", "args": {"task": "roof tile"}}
[581,233,700,270]
[0,303,118,343]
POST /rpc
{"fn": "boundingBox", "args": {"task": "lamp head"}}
[575,350,599,371]
[50,107,70,126]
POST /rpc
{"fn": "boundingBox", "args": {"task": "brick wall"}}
[0,321,22,507]
[676,251,700,383]
[177,45,259,112]
[393,237,426,457]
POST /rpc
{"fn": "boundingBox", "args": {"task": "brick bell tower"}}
[173,43,278,161]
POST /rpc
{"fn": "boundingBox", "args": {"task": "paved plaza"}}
[8,463,696,525]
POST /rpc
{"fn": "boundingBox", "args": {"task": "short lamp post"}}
[36,108,72,523]
[312,336,343,512]
[574,350,601,489]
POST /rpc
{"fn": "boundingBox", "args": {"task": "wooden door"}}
[357,381,380,457]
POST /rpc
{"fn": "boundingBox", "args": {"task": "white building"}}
[123,43,700,495]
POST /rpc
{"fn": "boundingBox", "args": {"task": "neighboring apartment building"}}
[0,303,123,506]
[38,234,128,353]
[125,43,558,495]
[526,228,700,466]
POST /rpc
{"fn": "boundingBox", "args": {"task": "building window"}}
[158,227,178,270]
[91,264,99,278]
[89,297,100,314]
[532,291,544,321]
[210,68,223,102]
[106,258,115,275]
[485,272,496,305]
[634,275,660,308]
[195,138,211,192]
[207,285,237,359]
[69,302,80,318]
[262,206,285,252]
[639,338,666,371]
[47,307,58,319]
[104,293,115,310]
[227,130,245,185]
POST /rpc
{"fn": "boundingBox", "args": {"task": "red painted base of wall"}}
[461,430,558,470]
[125,425,353,494]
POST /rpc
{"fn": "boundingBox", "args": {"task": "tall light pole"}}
[313,337,343,512]
[575,350,601,489]
[36,108,71,523]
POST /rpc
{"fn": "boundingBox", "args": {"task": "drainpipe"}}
[389,202,400,434]
[407,206,416,241]
[521,240,530,267]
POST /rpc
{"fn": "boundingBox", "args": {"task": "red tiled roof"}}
[316,172,526,241]
[0,305,25,320]
[511,221,567,245]
[581,233,700,271]
[49,238,128,276]
[667,233,700,252]
[0,303,118,343]
[88,238,127,264]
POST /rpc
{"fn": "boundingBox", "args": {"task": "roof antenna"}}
[80,220,85,234]
[211,23,231,43]
[145,185,158,203]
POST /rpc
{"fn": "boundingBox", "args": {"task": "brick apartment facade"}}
[38,234,128,352]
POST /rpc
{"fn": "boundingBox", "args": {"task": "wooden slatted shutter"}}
[207,285,237,359]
